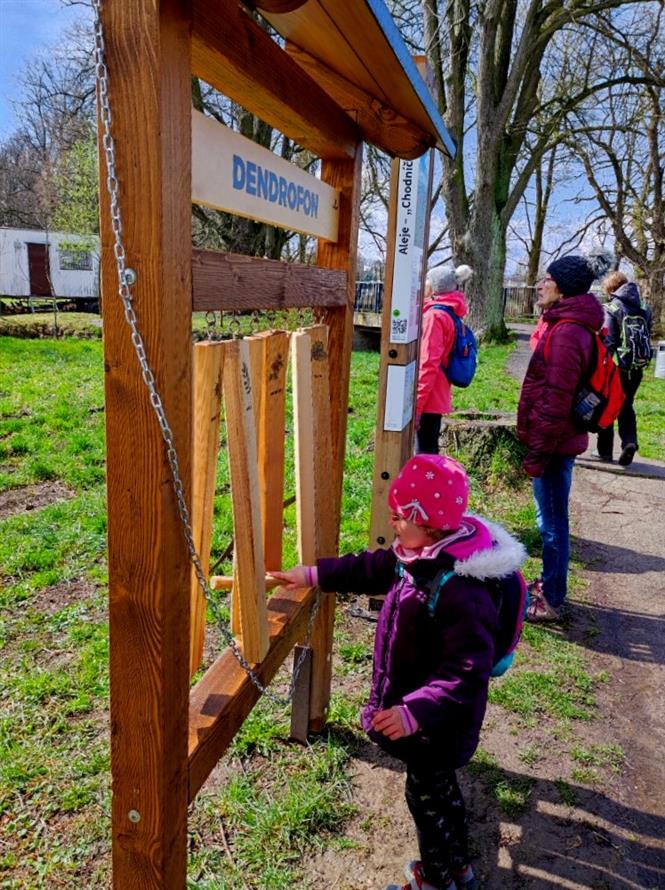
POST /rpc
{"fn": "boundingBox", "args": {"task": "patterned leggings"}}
[405,764,469,888]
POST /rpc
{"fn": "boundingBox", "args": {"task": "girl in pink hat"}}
[271,454,525,890]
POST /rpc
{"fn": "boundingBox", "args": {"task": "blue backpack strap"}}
[427,568,456,616]
[425,303,459,329]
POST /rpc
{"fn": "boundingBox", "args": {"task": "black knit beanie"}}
[546,255,594,296]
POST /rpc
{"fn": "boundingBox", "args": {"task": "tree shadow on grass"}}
[339,739,665,890]
[562,598,665,666]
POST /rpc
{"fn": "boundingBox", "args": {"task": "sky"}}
[0,0,83,139]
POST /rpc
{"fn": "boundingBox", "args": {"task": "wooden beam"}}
[188,584,319,800]
[300,149,363,734]
[286,43,435,160]
[317,152,363,523]
[189,342,225,678]
[192,250,347,312]
[191,0,360,161]
[252,1,308,12]
[99,1,191,887]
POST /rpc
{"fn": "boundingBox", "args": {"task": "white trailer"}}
[0,227,99,304]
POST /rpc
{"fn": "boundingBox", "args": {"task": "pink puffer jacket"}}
[416,291,469,416]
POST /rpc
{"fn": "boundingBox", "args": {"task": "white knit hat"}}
[427,264,474,295]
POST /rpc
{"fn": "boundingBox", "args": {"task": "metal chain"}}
[92,0,320,706]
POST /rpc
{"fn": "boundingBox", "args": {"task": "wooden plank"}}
[98,2,192,887]
[257,331,290,571]
[192,250,347,312]
[286,43,434,160]
[222,339,269,663]
[188,584,319,799]
[291,325,337,732]
[192,110,340,242]
[190,342,225,678]
[191,0,360,161]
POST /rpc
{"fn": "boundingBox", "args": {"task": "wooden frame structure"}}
[98,1,452,886]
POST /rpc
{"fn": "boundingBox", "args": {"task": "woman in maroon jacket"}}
[517,255,606,621]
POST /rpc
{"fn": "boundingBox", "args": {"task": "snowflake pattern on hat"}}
[388,454,469,531]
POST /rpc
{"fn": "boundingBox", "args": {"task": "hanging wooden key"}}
[189,341,225,678]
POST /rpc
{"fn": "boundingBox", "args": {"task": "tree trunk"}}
[642,267,664,332]
[465,208,508,340]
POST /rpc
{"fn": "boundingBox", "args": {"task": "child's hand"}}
[266,566,317,591]
[371,706,418,740]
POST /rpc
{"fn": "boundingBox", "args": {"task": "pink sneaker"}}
[383,860,456,889]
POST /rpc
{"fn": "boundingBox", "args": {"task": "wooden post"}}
[369,151,434,549]
[189,342,225,677]
[303,150,361,732]
[99,1,192,887]
[222,339,270,663]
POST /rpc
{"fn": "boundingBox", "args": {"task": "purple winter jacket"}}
[517,293,605,477]
[317,517,525,769]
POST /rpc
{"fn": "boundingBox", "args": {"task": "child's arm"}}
[268,566,318,591]
[269,548,397,596]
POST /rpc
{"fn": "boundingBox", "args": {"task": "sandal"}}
[526,593,560,622]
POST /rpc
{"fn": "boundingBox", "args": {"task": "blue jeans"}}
[532,456,575,608]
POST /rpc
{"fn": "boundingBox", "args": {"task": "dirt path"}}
[304,327,665,890]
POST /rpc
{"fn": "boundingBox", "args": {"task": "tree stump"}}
[439,411,526,477]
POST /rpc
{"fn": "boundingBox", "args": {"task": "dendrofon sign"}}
[192,110,340,242]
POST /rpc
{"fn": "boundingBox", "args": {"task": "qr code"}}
[392,318,408,336]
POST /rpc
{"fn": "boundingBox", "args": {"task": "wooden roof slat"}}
[258,0,455,157]
[192,250,347,312]
[191,0,361,161]
[286,43,435,160]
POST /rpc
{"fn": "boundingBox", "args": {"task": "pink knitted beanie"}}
[388,454,469,531]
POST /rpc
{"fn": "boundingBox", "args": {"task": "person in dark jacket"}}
[593,271,652,466]
[517,254,606,621]
[270,454,525,890]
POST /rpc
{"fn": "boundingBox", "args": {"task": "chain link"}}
[92,0,320,706]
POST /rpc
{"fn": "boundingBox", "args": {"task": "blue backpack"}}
[426,303,478,388]
[409,564,528,677]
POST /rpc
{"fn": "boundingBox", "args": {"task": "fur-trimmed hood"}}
[453,516,526,580]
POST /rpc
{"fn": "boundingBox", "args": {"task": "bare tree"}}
[563,5,665,324]
[416,0,662,337]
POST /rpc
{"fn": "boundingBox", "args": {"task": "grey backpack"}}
[607,301,652,371]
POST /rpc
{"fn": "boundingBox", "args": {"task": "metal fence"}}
[503,285,536,317]
[354,281,384,313]
[354,281,536,318]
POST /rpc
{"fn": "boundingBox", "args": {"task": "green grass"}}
[570,743,624,774]
[489,623,602,722]
[467,749,535,819]
[632,372,665,462]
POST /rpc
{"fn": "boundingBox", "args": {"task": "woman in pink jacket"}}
[416,265,474,454]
